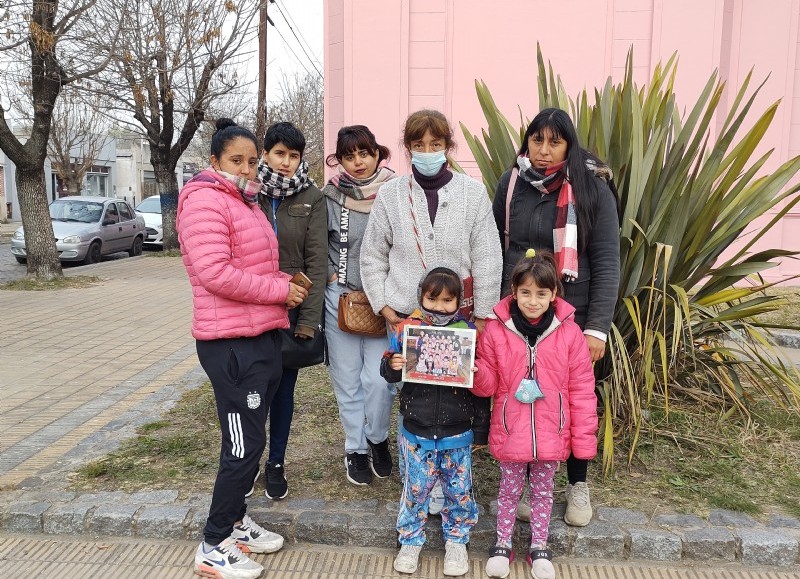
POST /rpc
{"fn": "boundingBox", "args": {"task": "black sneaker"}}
[367,438,393,478]
[264,463,288,500]
[345,452,373,486]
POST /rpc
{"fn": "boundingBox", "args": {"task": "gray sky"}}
[263,0,323,101]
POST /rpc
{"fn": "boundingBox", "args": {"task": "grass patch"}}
[69,365,800,520]
[1,275,101,291]
[754,286,800,329]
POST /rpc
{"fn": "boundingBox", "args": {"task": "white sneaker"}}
[193,537,263,579]
[393,544,422,574]
[528,548,555,579]
[531,558,555,579]
[564,482,592,527]
[485,545,513,578]
[245,469,260,498]
[428,481,445,515]
[443,541,469,576]
[230,514,284,554]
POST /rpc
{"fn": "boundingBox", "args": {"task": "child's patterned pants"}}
[496,460,558,548]
[396,432,478,546]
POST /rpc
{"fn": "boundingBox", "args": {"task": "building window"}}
[84,165,111,197]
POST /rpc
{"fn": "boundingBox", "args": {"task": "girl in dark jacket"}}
[380,267,490,577]
[493,108,620,527]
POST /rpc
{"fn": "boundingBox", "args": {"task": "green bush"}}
[460,46,800,473]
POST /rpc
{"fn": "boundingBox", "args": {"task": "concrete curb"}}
[2,491,799,567]
[771,329,800,349]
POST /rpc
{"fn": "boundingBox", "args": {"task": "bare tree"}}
[95,0,261,250]
[48,89,109,195]
[265,72,324,184]
[0,0,113,280]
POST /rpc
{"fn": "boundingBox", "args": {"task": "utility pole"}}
[256,1,273,146]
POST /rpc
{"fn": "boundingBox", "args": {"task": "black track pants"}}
[196,330,282,545]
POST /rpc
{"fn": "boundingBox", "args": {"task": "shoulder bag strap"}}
[504,168,518,252]
[407,177,428,271]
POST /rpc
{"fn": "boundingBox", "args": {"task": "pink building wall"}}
[324,0,800,281]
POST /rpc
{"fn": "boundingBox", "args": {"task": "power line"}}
[274,0,322,68]
[270,23,319,80]
[271,0,323,78]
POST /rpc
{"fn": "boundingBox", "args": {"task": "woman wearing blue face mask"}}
[360,109,502,336]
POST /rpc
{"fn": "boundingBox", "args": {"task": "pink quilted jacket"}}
[177,169,291,340]
[473,296,598,462]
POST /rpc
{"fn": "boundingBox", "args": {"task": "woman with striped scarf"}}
[492,107,620,531]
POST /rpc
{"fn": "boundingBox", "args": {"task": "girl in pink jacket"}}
[473,249,597,579]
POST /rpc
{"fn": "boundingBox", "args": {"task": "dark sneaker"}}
[345,452,373,485]
[367,438,393,478]
[264,463,288,500]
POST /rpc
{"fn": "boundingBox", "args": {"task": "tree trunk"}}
[17,168,63,280]
[154,163,179,250]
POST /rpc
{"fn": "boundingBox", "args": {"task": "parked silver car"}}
[134,194,163,247]
[10,196,146,265]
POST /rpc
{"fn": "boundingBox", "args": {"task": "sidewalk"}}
[1,256,799,572]
[4,535,799,579]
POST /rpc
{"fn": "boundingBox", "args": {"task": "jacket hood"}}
[492,294,576,324]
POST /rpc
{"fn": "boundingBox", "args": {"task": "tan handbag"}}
[338,291,386,337]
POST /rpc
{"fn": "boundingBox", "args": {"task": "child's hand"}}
[389,353,406,371]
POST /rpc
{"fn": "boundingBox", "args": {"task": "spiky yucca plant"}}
[460,46,800,473]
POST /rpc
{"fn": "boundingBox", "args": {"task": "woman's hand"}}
[285,282,308,308]
[389,353,406,371]
[474,318,486,334]
[585,335,606,362]
[381,305,402,332]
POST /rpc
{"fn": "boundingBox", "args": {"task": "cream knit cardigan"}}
[360,172,502,319]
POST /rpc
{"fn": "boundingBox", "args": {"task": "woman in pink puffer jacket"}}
[177,118,309,579]
[473,249,597,579]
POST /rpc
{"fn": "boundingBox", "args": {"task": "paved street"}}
[3,535,799,579]
[0,240,28,283]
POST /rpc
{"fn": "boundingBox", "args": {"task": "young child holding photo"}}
[381,267,489,577]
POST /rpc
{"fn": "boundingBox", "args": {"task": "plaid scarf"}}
[516,156,579,281]
[322,163,396,213]
[258,160,312,199]
[215,169,262,205]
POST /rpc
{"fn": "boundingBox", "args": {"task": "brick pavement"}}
[0,255,196,488]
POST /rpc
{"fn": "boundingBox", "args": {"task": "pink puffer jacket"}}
[177,169,291,340]
[473,296,597,462]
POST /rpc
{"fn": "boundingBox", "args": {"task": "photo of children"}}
[401,326,477,388]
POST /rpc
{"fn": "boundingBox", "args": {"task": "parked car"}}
[10,196,146,265]
[135,194,163,247]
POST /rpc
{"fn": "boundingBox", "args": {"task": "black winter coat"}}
[381,359,490,445]
[493,169,620,335]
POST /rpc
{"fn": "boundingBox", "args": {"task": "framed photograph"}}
[401,325,477,388]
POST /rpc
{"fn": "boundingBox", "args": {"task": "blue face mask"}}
[411,151,447,177]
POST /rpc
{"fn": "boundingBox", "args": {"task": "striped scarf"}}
[516,156,579,281]
[215,169,262,205]
[258,160,312,199]
[321,164,396,214]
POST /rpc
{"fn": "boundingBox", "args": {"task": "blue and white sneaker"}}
[193,536,263,579]
[231,514,284,554]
